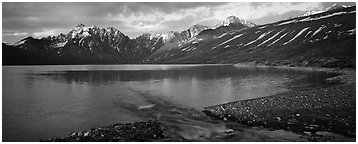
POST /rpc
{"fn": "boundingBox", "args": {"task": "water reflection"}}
[36,65,240,83]
[34,65,333,84]
[3,65,338,141]
[31,65,337,109]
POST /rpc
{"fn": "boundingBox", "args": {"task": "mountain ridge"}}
[141,5,356,68]
[3,4,356,68]
[215,15,256,28]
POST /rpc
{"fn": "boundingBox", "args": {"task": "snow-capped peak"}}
[138,32,173,43]
[185,24,209,38]
[70,24,96,38]
[148,33,162,40]
[142,24,209,43]
[215,16,256,28]
[75,23,86,28]
[294,4,351,18]
[325,4,348,11]
[69,24,126,40]
[189,24,209,31]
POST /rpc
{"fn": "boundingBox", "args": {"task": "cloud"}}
[250,10,304,25]
[250,2,273,9]
[3,32,28,36]
[161,15,196,31]
[195,18,220,28]
[249,2,357,25]
[2,2,357,43]
[122,2,228,14]
[2,30,30,43]
[32,29,68,38]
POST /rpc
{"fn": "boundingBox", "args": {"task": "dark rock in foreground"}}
[43,120,167,142]
[203,69,356,139]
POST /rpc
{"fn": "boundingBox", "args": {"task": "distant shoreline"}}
[234,62,336,72]
[2,63,235,66]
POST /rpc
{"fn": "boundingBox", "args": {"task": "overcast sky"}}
[2,2,356,43]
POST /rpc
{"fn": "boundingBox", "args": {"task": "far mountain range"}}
[3,4,356,68]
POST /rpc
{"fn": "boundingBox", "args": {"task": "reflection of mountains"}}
[36,65,337,85]
[37,66,239,84]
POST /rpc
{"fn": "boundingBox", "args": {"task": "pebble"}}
[83,131,90,137]
[276,117,281,121]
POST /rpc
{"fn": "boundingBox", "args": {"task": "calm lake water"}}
[2,64,336,141]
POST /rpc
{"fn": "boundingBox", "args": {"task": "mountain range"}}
[3,4,356,68]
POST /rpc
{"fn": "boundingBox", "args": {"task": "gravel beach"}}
[43,120,168,142]
[203,66,355,141]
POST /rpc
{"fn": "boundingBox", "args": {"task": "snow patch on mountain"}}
[279,5,355,26]
[13,39,27,46]
[54,41,67,47]
[302,11,324,17]
[282,27,310,45]
[346,29,356,35]
[213,33,245,49]
[305,31,312,37]
[215,16,256,28]
[244,30,273,46]
[325,4,348,11]
[300,11,348,22]
[312,25,326,37]
[218,33,228,38]
[70,24,96,39]
[187,24,209,37]
[257,25,268,29]
[268,32,290,46]
[276,19,297,26]
[145,24,208,46]
[256,29,286,47]
[334,23,342,27]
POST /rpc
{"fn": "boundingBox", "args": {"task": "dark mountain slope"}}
[3,25,146,65]
[3,42,65,65]
[142,16,255,63]
[3,23,212,65]
[145,6,356,68]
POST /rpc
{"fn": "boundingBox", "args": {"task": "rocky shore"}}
[43,120,169,142]
[203,65,355,141]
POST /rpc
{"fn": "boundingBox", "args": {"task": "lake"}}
[2,64,336,141]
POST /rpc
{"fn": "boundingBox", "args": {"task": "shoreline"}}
[234,62,336,72]
[42,63,356,142]
[44,120,174,142]
[204,63,356,141]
